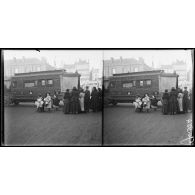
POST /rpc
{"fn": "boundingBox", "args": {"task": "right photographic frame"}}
[103,49,194,146]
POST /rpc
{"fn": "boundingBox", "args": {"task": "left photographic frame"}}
[1,49,103,146]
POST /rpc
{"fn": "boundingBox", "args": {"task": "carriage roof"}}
[112,70,178,78]
[12,69,80,78]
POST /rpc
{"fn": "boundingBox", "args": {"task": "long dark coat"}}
[183,90,189,113]
[162,92,169,114]
[63,92,70,114]
[84,90,90,112]
[98,89,102,111]
[91,90,98,112]
[70,90,79,114]
[169,90,177,115]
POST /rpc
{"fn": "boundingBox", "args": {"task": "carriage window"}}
[123,82,133,88]
[41,80,46,86]
[140,81,143,86]
[146,80,151,86]
[47,79,53,85]
[24,82,35,88]
[133,80,136,86]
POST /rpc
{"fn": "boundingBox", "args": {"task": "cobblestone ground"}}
[4,103,102,146]
[103,103,193,145]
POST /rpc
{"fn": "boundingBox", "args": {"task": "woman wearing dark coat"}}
[70,87,79,114]
[97,88,102,111]
[84,86,90,112]
[91,87,98,112]
[169,87,177,115]
[183,87,189,113]
[162,89,169,115]
[63,89,70,114]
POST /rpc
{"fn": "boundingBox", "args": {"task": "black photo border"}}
[0,48,194,147]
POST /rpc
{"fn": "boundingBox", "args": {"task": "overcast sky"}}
[4,49,193,71]
[103,50,193,70]
[4,50,103,71]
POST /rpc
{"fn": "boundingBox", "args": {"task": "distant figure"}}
[79,88,85,113]
[150,95,158,111]
[63,89,70,114]
[177,89,184,113]
[183,87,189,113]
[91,87,98,112]
[44,93,52,112]
[142,93,150,112]
[84,86,90,112]
[169,87,177,115]
[162,89,169,115]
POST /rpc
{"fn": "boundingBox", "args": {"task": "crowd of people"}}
[35,86,102,114]
[161,87,192,115]
[133,87,192,115]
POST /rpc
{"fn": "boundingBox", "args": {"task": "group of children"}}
[35,92,56,112]
[133,87,192,114]
[34,86,102,114]
[133,93,158,112]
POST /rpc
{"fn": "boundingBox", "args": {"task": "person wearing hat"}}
[71,87,79,114]
[63,89,70,114]
[84,86,90,112]
[79,88,85,113]
[183,87,189,113]
[169,87,177,115]
[162,89,169,114]
[177,89,184,114]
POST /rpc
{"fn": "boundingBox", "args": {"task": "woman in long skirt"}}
[169,87,177,115]
[91,87,98,112]
[63,89,70,114]
[183,87,189,113]
[79,89,85,113]
[162,89,169,115]
[84,86,90,112]
[177,89,184,113]
[71,87,79,114]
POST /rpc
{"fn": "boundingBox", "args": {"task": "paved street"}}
[4,103,102,146]
[103,103,192,145]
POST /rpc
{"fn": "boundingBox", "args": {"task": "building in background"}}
[89,68,100,81]
[63,59,90,85]
[160,60,190,88]
[103,57,152,77]
[4,57,55,77]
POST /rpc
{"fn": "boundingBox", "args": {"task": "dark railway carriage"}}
[10,69,80,104]
[104,70,179,105]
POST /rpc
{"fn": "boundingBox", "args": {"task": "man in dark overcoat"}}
[84,86,90,112]
[183,87,189,113]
